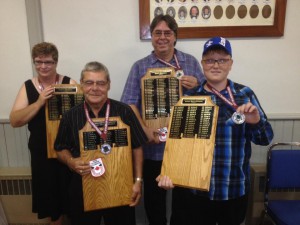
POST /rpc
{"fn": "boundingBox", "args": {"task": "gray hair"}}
[80,61,111,82]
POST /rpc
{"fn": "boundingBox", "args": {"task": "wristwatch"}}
[135,177,143,183]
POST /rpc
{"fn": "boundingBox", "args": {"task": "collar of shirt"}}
[149,48,185,65]
[84,100,109,118]
[194,79,237,95]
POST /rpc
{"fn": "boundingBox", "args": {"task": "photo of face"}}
[190,6,199,19]
[167,7,176,18]
[178,6,187,20]
[154,7,164,17]
[202,6,211,19]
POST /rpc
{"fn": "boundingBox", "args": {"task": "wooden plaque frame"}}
[161,96,218,191]
[141,67,182,129]
[79,117,133,211]
[45,84,84,158]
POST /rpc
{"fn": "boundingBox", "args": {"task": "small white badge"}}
[90,158,105,177]
[158,127,168,142]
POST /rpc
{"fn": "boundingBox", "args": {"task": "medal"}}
[175,70,184,79]
[101,143,112,154]
[206,82,245,125]
[84,100,112,153]
[156,52,184,79]
[232,112,245,124]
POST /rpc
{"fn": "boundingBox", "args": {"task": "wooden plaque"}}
[141,67,182,129]
[79,117,133,211]
[45,84,84,158]
[161,96,218,191]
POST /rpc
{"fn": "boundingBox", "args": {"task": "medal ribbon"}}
[206,82,238,110]
[156,54,181,70]
[38,74,59,91]
[84,99,110,141]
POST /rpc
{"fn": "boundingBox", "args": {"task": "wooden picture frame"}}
[139,0,287,40]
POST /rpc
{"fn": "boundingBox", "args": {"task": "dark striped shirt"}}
[54,98,148,157]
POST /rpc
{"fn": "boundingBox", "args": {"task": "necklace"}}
[206,82,245,125]
[38,74,59,91]
[84,100,112,154]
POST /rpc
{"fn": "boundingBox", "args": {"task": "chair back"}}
[266,142,300,191]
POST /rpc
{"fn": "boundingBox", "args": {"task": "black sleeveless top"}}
[25,76,71,153]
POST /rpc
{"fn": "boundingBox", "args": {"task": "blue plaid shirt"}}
[187,79,274,200]
[121,49,204,160]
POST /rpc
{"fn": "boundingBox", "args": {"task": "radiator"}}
[245,164,266,225]
[0,167,49,225]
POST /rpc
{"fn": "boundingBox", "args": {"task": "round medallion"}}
[232,112,245,124]
[101,143,112,154]
[175,70,184,79]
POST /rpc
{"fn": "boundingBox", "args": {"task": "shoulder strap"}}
[62,76,71,84]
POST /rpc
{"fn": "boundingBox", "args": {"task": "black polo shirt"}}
[54,98,148,157]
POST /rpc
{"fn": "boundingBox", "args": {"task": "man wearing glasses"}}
[121,15,204,225]
[54,61,148,225]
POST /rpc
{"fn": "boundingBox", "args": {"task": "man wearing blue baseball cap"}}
[157,37,274,225]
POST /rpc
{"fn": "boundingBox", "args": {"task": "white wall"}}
[41,0,152,101]
[0,0,32,119]
[1,0,300,120]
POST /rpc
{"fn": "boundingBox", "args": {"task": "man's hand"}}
[67,157,90,176]
[145,126,160,144]
[129,181,142,206]
[156,175,174,190]
[180,75,199,90]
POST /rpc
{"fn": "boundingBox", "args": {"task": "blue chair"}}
[260,142,300,225]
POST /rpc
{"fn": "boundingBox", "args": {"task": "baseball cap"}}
[202,37,232,56]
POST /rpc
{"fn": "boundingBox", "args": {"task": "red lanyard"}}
[156,54,182,71]
[84,99,110,141]
[206,82,238,110]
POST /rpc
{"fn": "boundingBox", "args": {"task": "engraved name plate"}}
[169,105,214,139]
[45,84,84,158]
[141,67,182,128]
[83,129,128,151]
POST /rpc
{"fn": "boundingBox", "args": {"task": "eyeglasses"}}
[202,58,231,65]
[152,30,174,38]
[82,80,108,88]
[33,60,56,67]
